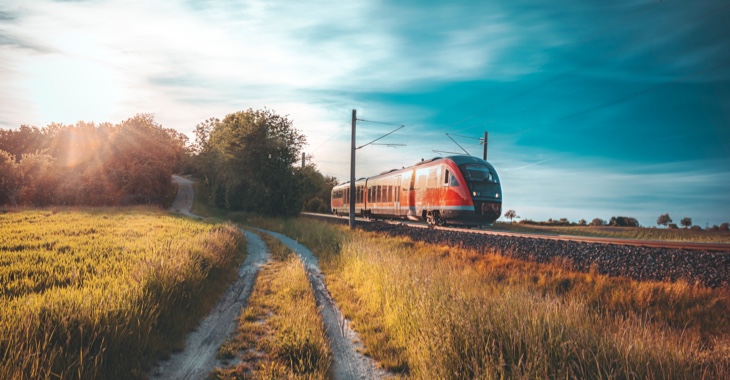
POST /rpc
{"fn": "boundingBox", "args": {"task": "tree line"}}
[0,109,337,216]
[0,114,187,207]
[503,209,729,231]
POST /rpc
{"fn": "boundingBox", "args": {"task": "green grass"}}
[492,222,730,243]
[246,217,730,379]
[0,207,245,379]
[213,233,331,379]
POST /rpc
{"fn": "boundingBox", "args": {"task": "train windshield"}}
[460,164,499,184]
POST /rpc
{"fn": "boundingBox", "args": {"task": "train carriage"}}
[331,155,502,226]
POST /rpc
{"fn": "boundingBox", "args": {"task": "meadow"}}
[0,207,244,379]
[243,216,730,379]
[213,232,330,379]
[492,222,730,243]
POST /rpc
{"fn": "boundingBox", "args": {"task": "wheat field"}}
[0,207,244,379]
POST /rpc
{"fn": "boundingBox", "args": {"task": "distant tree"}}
[298,158,338,212]
[668,223,679,229]
[504,209,519,223]
[657,213,672,227]
[0,149,21,205]
[590,218,605,226]
[690,225,702,231]
[609,216,640,227]
[16,151,58,206]
[710,225,720,232]
[578,219,587,226]
[192,117,219,155]
[559,217,569,225]
[680,217,693,229]
[720,223,729,232]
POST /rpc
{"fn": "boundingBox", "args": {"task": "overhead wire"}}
[310,122,350,154]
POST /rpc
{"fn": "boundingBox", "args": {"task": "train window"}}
[449,173,459,187]
[388,186,393,202]
[461,164,498,183]
[427,169,437,188]
[444,170,450,185]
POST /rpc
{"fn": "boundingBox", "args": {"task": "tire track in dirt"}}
[150,230,270,379]
[254,228,389,380]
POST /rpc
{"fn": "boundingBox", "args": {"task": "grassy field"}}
[491,222,730,243]
[0,207,244,380]
[213,232,330,379]
[242,216,730,379]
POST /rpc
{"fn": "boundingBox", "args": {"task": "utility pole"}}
[301,152,305,168]
[483,131,488,161]
[349,110,356,229]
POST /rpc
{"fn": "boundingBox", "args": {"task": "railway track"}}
[301,212,730,288]
[303,212,730,252]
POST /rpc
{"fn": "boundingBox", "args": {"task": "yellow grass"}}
[248,217,730,379]
[213,233,330,379]
[0,207,244,379]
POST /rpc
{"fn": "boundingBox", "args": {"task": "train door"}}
[408,170,418,220]
[394,175,401,215]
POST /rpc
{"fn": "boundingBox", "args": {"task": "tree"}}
[680,217,692,229]
[504,209,519,223]
[609,216,639,227]
[0,149,20,205]
[578,219,587,226]
[590,218,605,226]
[657,213,672,227]
[720,222,729,232]
[192,109,307,215]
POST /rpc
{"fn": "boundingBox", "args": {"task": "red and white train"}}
[331,155,502,226]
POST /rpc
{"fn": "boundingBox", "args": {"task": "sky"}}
[1,0,729,226]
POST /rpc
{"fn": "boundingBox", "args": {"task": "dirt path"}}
[160,177,385,379]
[170,175,197,218]
[255,228,388,380]
[150,230,269,379]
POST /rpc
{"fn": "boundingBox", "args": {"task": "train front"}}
[452,156,502,224]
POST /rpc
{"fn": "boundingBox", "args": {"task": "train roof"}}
[333,155,496,187]
[445,155,493,166]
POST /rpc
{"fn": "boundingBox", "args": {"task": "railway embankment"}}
[306,214,730,288]
[342,220,729,288]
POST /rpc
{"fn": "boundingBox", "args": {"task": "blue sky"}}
[1,0,729,226]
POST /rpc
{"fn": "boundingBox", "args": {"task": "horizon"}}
[1,0,729,226]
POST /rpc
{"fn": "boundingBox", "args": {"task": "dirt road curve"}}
[255,228,388,380]
[151,230,269,379]
[153,177,271,379]
[170,175,197,218]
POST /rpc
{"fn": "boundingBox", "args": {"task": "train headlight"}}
[473,191,477,196]
[496,193,499,198]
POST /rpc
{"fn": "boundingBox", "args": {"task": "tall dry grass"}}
[0,207,244,379]
[248,218,730,379]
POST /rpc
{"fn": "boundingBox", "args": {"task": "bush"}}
[609,216,640,227]
[668,223,679,229]
[590,218,605,226]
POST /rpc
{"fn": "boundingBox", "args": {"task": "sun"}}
[26,55,120,125]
